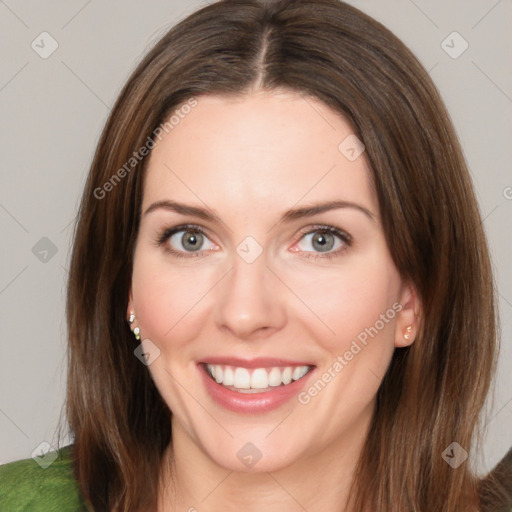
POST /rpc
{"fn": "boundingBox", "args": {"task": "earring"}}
[403,325,413,340]
[128,312,140,340]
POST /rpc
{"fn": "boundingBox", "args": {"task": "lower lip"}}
[198,364,315,414]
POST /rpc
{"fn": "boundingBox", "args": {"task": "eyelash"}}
[153,223,352,260]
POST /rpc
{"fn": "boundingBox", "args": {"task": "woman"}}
[1,0,510,510]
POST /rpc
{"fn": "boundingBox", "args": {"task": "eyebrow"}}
[143,199,375,224]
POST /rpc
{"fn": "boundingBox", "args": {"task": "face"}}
[128,90,417,473]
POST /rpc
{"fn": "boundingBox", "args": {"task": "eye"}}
[293,225,351,258]
[155,224,351,259]
[155,225,217,257]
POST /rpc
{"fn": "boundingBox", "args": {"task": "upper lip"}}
[199,357,315,369]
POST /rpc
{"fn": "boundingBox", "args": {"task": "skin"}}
[127,90,420,512]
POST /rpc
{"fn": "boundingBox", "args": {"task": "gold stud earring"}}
[403,325,413,340]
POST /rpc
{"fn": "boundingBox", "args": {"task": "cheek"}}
[284,253,401,354]
[130,247,217,347]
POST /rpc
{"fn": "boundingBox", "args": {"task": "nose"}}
[214,252,287,341]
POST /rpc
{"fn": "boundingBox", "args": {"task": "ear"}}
[126,288,134,321]
[126,288,138,328]
[394,280,421,348]
[126,287,141,340]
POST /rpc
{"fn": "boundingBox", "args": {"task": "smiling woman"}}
[1,0,510,511]
[130,93,406,434]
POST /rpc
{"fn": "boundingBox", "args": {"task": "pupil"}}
[313,232,334,252]
[182,231,202,251]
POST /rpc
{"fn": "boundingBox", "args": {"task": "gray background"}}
[1,0,510,475]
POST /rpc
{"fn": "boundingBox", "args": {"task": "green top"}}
[0,445,90,511]
[1,444,511,511]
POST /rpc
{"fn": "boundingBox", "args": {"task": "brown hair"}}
[63,0,505,510]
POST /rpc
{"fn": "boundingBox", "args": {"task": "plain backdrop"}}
[1,0,511,476]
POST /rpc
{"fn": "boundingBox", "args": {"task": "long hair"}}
[63,1,501,510]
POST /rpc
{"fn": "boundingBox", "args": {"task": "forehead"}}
[142,91,376,219]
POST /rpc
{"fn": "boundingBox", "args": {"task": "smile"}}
[198,358,316,413]
[205,363,312,393]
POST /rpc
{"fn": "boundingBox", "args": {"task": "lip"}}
[197,361,316,414]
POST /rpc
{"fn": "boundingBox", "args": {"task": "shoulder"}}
[479,447,512,512]
[0,444,90,511]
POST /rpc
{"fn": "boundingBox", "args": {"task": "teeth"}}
[268,367,282,387]
[214,365,223,384]
[223,366,234,386]
[233,367,251,389]
[205,364,311,390]
[282,367,292,385]
[292,366,308,380]
[251,368,268,388]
